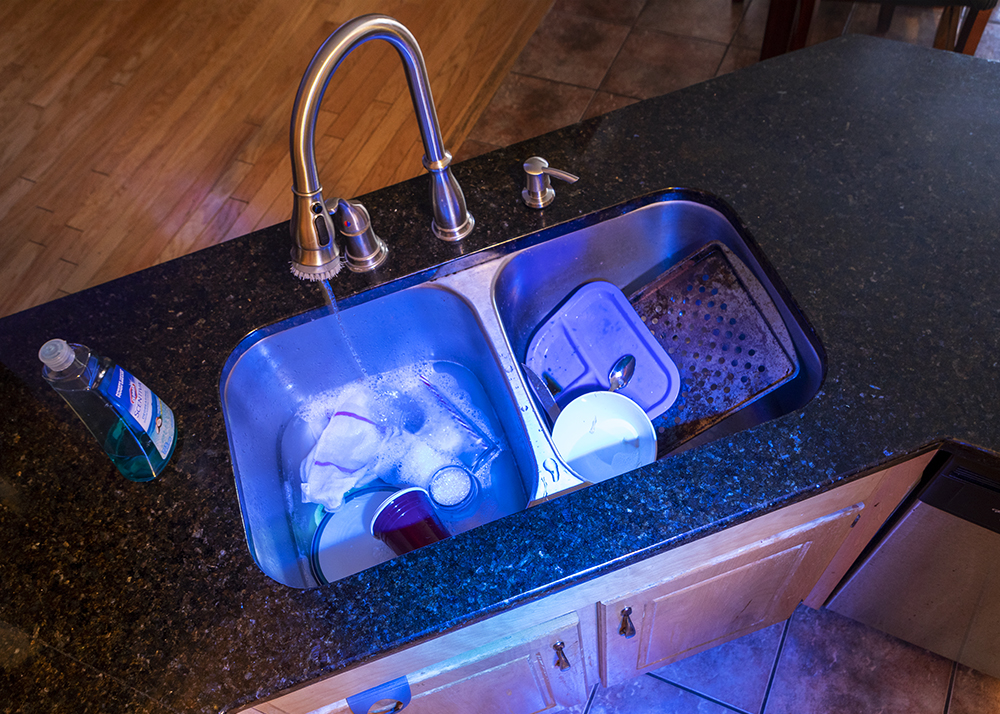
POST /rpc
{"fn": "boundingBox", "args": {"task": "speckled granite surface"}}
[2,36,1000,712]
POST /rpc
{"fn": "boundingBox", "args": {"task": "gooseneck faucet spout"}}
[289,14,475,280]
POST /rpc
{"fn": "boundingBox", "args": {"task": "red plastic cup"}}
[370,487,450,555]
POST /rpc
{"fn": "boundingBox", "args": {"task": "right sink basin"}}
[492,189,825,457]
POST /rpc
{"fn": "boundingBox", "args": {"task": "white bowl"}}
[551,391,657,483]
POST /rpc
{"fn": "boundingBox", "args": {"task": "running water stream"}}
[321,279,367,379]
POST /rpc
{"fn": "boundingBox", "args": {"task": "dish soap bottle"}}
[39,338,177,482]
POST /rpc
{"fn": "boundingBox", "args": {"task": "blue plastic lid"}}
[526,281,680,419]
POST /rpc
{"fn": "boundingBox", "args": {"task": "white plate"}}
[310,486,398,585]
[551,391,657,483]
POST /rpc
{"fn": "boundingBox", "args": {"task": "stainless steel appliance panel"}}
[828,450,1000,677]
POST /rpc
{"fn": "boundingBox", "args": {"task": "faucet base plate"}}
[346,237,389,273]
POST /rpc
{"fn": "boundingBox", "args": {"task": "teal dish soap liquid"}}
[39,339,177,482]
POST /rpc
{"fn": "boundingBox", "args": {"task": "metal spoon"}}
[608,354,636,393]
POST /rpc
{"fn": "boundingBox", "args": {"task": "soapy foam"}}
[295,361,505,510]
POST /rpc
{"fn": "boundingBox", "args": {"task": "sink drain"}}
[629,242,796,454]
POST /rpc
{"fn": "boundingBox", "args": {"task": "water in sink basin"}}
[278,358,522,581]
[222,284,535,588]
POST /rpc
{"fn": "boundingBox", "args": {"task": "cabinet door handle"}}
[619,606,636,639]
[552,641,571,671]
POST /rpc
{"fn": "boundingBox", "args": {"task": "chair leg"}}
[933,6,962,51]
[789,0,817,51]
[956,8,994,55]
[875,4,895,35]
[761,0,799,60]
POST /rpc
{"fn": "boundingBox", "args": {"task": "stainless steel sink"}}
[220,189,824,588]
[492,191,824,455]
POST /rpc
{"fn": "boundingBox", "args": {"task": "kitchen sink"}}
[492,191,824,455]
[220,189,824,589]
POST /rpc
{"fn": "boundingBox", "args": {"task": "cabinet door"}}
[403,610,588,714]
[255,611,589,714]
[598,505,860,687]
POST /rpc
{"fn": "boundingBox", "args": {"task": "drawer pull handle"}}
[619,606,636,639]
[553,641,571,671]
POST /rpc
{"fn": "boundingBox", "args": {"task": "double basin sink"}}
[220,190,824,588]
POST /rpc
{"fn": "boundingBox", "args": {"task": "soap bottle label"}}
[99,365,176,459]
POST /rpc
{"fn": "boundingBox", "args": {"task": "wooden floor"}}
[0,0,551,318]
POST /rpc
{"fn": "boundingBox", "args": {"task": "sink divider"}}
[429,260,591,503]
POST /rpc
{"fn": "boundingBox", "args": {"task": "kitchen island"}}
[2,36,1000,712]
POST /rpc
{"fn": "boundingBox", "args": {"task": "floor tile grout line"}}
[590,24,638,100]
[718,0,766,77]
[713,40,733,79]
[507,69,641,101]
[758,613,793,714]
[631,25,733,49]
[580,681,599,714]
[540,5,643,30]
[579,93,600,127]
[645,672,754,714]
[715,11,745,79]
[943,660,958,714]
[577,0,652,151]
[501,67,602,126]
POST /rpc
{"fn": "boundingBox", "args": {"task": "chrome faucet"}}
[289,14,475,280]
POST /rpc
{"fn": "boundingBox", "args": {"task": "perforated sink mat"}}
[628,242,796,455]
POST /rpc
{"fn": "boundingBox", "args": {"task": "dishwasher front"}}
[827,446,1000,678]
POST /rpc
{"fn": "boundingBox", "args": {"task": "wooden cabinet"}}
[597,506,859,686]
[249,613,589,714]
[401,612,588,714]
[241,453,933,714]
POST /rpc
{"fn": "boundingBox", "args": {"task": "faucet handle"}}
[331,198,388,273]
[522,156,579,208]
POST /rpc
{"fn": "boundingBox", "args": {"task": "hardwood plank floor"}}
[0,0,551,317]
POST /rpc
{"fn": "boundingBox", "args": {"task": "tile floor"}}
[458,1,1000,712]
[457,0,1000,159]
[572,604,1000,713]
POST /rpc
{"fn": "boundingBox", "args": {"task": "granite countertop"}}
[3,36,1000,713]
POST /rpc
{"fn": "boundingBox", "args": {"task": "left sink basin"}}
[220,285,533,588]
